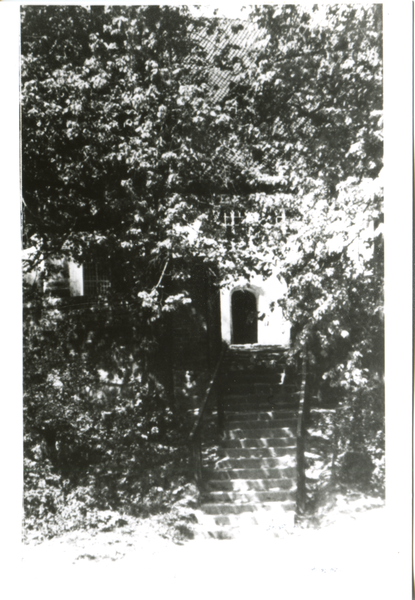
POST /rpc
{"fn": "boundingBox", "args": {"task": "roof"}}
[192,18,268,103]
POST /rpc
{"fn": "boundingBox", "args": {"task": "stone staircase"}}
[197,345,299,539]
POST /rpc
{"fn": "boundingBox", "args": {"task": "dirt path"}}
[15,505,409,600]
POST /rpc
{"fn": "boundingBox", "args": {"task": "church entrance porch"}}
[220,276,291,347]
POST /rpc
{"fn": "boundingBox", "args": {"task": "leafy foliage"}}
[23,281,196,537]
[21,4,384,536]
[21,6,256,286]
[238,6,384,495]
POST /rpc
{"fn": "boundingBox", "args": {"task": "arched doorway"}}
[231,289,258,344]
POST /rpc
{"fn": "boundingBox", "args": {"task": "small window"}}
[222,208,244,237]
[275,209,285,224]
[83,262,111,296]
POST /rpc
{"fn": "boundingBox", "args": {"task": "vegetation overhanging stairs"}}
[191,344,302,540]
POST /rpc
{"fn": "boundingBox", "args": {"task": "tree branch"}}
[153,258,170,291]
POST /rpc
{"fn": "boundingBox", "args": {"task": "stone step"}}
[224,399,285,409]
[225,409,296,421]
[226,418,297,430]
[227,425,296,439]
[224,405,297,415]
[223,388,298,398]
[222,384,284,395]
[207,477,295,492]
[224,436,296,449]
[218,446,296,459]
[223,401,277,409]
[224,361,284,367]
[222,385,296,393]
[222,365,291,374]
[227,343,286,351]
[222,370,293,380]
[224,353,285,362]
[209,466,296,480]
[214,456,296,470]
[225,350,285,358]
[224,379,284,387]
[224,358,285,367]
[201,500,296,515]
[224,366,280,373]
[223,395,298,406]
[223,372,284,379]
[224,356,285,365]
[224,362,285,368]
[224,397,297,406]
[223,400,277,408]
[224,355,285,366]
[225,349,285,357]
[223,367,286,376]
[203,489,296,504]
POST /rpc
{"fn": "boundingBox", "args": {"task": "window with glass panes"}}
[83,262,111,296]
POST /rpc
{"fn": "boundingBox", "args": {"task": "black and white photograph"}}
[0,2,412,598]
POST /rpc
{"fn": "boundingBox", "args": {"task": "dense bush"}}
[23,283,197,538]
[305,372,384,514]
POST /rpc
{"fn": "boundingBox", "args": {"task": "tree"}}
[21,6,256,279]
[233,5,384,492]
[21,5,262,529]
[21,5,384,530]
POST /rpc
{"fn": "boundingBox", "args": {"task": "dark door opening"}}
[231,289,258,344]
